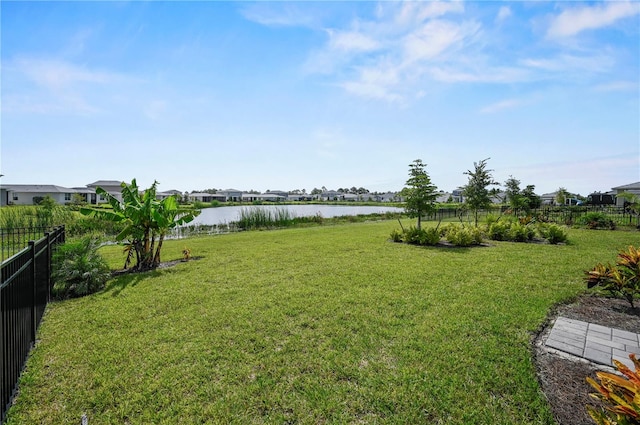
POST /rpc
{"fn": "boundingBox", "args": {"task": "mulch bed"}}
[532,294,640,425]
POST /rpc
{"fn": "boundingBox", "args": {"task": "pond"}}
[187,204,404,226]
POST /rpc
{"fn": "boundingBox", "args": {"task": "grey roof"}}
[87,180,124,187]
[2,184,74,193]
[612,182,640,191]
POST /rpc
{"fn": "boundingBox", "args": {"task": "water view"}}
[187,204,403,226]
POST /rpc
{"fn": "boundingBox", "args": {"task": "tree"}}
[81,179,200,271]
[555,187,570,206]
[504,177,540,213]
[504,176,526,210]
[463,158,498,226]
[401,159,438,230]
[521,185,541,210]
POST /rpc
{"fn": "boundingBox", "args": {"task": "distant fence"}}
[425,205,639,227]
[0,227,51,263]
[0,226,65,424]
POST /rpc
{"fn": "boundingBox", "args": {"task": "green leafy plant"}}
[441,224,483,247]
[488,221,511,241]
[81,179,200,271]
[390,229,403,243]
[537,223,568,244]
[580,212,616,230]
[508,222,535,242]
[52,237,111,299]
[402,226,440,246]
[586,353,640,425]
[401,159,438,230]
[585,246,640,308]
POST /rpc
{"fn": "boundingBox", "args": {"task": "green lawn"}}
[6,221,637,424]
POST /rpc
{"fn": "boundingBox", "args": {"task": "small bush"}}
[443,225,480,247]
[537,223,568,244]
[586,353,640,425]
[488,221,510,241]
[585,246,640,308]
[508,222,535,242]
[579,212,616,230]
[390,229,403,243]
[52,237,111,299]
[403,226,440,246]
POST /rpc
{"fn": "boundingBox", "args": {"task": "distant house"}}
[258,193,287,202]
[86,180,124,203]
[1,184,76,206]
[612,182,640,207]
[358,193,382,202]
[435,192,453,203]
[217,189,243,202]
[157,190,183,200]
[288,194,313,201]
[189,192,225,203]
[72,186,97,204]
[451,188,465,203]
[540,192,557,205]
[319,190,342,201]
[265,190,288,198]
[381,192,403,203]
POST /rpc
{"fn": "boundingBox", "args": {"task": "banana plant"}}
[81,179,200,271]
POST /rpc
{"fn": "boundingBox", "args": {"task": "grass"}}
[6,221,639,424]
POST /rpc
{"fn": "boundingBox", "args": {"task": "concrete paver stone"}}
[544,317,640,369]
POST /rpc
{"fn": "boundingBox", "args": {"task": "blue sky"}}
[2,1,638,196]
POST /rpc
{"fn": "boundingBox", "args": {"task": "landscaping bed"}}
[534,294,640,425]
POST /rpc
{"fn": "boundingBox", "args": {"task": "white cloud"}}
[3,57,134,115]
[306,4,480,102]
[496,6,512,23]
[521,51,615,78]
[594,80,639,92]
[402,20,480,64]
[240,3,320,28]
[327,29,381,52]
[391,1,465,27]
[547,1,640,38]
[479,98,523,114]
[16,58,117,90]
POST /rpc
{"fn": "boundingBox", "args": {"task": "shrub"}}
[580,212,616,230]
[403,226,440,246]
[52,237,111,299]
[390,229,403,243]
[586,353,640,425]
[443,225,483,246]
[488,221,511,241]
[585,246,640,308]
[537,223,568,244]
[508,222,535,242]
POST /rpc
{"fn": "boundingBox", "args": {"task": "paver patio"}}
[545,316,640,369]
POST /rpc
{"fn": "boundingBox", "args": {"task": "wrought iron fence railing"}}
[0,225,65,424]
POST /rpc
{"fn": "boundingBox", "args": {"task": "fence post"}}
[45,231,51,303]
[29,240,36,343]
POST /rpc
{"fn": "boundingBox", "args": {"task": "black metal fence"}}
[0,227,51,263]
[0,226,65,423]
[424,205,639,227]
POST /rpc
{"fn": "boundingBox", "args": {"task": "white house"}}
[1,185,76,206]
[189,192,225,203]
[86,180,124,203]
[612,182,640,207]
[217,189,243,202]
